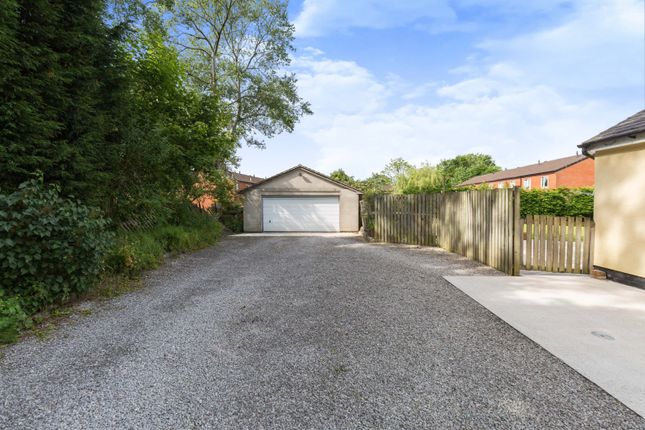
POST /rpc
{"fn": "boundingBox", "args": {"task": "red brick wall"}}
[555,157,594,188]
[490,173,555,189]
[237,181,254,191]
[483,159,594,189]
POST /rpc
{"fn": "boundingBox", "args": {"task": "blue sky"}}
[237,0,644,179]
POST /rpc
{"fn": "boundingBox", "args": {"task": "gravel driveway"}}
[1,234,643,429]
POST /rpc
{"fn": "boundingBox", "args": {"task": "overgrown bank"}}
[1,0,309,344]
[0,180,223,344]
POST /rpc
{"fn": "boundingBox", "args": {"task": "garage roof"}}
[239,164,363,194]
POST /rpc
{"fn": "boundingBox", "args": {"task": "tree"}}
[102,29,236,220]
[0,0,120,196]
[166,0,311,147]
[437,153,500,190]
[329,169,357,187]
[358,173,392,196]
[395,163,442,194]
[382,158,413,182]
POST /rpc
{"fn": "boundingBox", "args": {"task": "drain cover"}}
[591,331,615,341]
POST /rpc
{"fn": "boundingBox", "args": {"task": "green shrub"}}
[0,179,113,312]
[220,206,243,233]
[0,295,32,344]
[520,188,594,218]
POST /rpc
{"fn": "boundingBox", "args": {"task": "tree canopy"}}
[329,153,500,196]
[437,153,501,190]
[0,0,311,222]
[167,0,312,147]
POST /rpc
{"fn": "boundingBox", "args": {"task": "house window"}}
[509,180,517,188]
[541,176,549,189]
[523,179,531,189]
[498,182,504,189]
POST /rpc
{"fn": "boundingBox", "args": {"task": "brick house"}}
[194,171,264,210]
[459,155,594,189]
[230,172,264,192]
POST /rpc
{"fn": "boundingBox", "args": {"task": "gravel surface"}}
[1,234,643,429]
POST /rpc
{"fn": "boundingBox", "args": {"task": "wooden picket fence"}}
[522,215,594,273]
[370,189,521,275]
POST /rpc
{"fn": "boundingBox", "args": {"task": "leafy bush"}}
[220,206,243,233]
[0,179,113,312]
[0,295,32,344]
[520,187,594,218]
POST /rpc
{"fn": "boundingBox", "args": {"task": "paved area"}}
[1,235,643,429]
[445,273,645,418]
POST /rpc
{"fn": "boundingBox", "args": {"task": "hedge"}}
[520,187,594,218]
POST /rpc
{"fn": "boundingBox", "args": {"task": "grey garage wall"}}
[242,168,360,232]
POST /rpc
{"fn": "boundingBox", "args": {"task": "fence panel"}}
[371,189,520,275]
[521,215,594,274]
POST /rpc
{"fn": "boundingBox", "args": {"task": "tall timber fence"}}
[364,189,521,275]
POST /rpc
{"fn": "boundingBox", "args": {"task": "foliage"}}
[166,0,312,147]
[220,205,244,233]
[0,0,308,343]
[329,169,392,196]
[437,153,501,190]
[0,295,31,344]
[0,1,244,223]
[0,0,127,200]
[395,163,442,194]
[382,158,414,182]
[359,173,393,196]
[520,188,594,218]
[331,154,500,196]
[329,169,359,188]
[101,31,237,221]
[0,179,113,312]
[106,207,223,275]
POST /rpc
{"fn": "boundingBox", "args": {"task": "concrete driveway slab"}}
[1,237,643,428]
[445,274,645,418]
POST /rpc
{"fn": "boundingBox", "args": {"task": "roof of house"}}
[239,164,363,194]
[579,109,645,148]
[229,172,264,184]
[460,154,587,186]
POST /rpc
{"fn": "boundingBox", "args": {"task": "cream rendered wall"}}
[593,142,645,278]
[242,168,360,232]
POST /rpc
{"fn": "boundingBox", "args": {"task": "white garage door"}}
[262,197,340,232]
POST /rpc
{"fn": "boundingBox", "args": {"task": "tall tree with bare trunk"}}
[167,0,311,147]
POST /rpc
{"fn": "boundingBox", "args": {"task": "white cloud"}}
[294,0,457,37]
[477,0,643,90]
[238,0,643,178]
[292,55,388,115]
[293,0,575,37]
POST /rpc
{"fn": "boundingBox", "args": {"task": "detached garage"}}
[240,165,362,232]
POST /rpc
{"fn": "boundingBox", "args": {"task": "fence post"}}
[512,187,521,276]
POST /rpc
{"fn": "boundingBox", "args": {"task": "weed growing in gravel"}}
[50,308,72,318]
[334,364,349,375]
[92,275,142,300]
[33,325,55,341]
